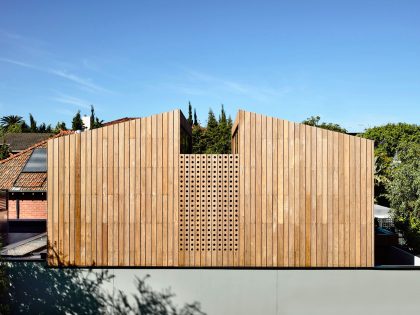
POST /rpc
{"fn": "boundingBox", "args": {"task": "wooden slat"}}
[305,125,311,267]
[283,120,289,267]
[272,118,278,267]
[310,126,317,267]
[129,120,136,265]
[140,118,147,265]
[338,133,345,267]
[91,129,97,265]
[86,130,92,266]
[261,114,267,267]
[69,134,76,265]
[327,131,333,267]
[360,138,367,267]
[288,122,295,266]
[333,132,339,267]
[47,139,54,263]
[135,119,141,266]
[277,119,284,267]
[250,113,256,266]
[58,136,65,263]
[266,116,273,267]
[96,128,103,266]
[349,136,356,267]
[321,129,328,267]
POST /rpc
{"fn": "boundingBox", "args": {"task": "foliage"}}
[3,262,205,315]
[89,105,104,129]
[38,122,52,133]
[0,242,9,314]
[193,109,198,126]
[54,121,67,133]
[29,114,37,132]
[187,102,193,126]
[0,143,10,160]
[302,115,347,133]
[386,142,420,254]
[361,123,420,206]
[189,105,233,154]
[0,115,24,131]
[112,275,205,315]
[72,110,84,131]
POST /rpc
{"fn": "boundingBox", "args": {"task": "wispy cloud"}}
[161,68,291,102]
[0,57,112,94]
[50,93,92,109]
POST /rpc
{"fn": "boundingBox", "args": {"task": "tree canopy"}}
[188,104,233,154]
[302,115,347,133]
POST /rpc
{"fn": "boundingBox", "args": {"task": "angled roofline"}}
[0,130,74,164]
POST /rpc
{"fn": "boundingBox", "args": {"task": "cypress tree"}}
[90,105,95,130]
[193,109,198,126]
[29,114,37,132]
[187,102,193,126]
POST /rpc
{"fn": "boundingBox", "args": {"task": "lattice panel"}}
[179,154,239,266]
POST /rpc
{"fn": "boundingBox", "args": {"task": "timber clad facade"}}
[47,109,374,267]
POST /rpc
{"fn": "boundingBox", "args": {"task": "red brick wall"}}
[8,199,47,219]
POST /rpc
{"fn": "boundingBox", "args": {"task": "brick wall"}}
[8,199,47,219]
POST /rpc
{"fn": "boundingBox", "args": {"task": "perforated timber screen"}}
[179,154,239,267]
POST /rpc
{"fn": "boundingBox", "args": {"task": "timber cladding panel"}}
[231,110,374,267]
[48,110,182,266]
[48,108,374,268]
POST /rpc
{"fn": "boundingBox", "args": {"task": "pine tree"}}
[29,114,38,132]
[72,110,84,131]
[187,102,193,126]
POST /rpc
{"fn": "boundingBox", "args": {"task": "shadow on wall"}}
[3,262,206,315]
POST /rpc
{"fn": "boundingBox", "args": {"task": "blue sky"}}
[0,0,419,132]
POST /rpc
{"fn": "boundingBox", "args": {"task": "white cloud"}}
[0,57,112,94]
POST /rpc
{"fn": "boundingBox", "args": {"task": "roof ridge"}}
[0,130,74,164]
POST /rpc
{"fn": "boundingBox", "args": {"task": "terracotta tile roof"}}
[14,172,47,189]
[102,117,137,127]
[0,131,73,191]
[0,133,54,152]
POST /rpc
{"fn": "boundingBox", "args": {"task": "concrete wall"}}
[5,262,420,315]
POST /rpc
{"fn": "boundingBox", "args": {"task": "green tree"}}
[0,115,24,132]
[72,110,84,131]
[386,142,420,254]
[38,122,47,132]
[192,125,205,154]
[361,123,420,206]
[193,109,198,126]
[54,121,67,133]
[187,102,193,126]
[0,143,10,160]
[89,105,103,129]
[302,115,347,133]
[29,114,38,132]
[204,109,219,154]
